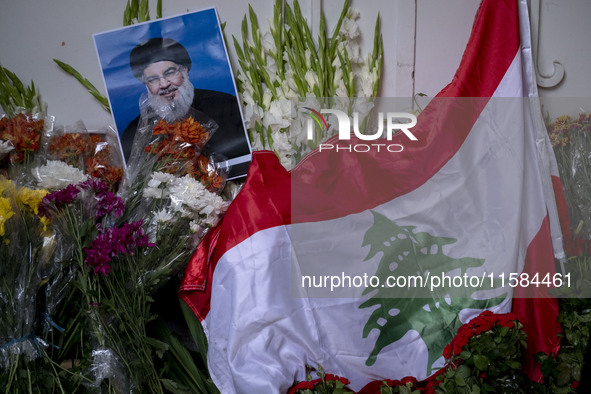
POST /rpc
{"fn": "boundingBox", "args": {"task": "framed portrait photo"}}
[93,7,252,179]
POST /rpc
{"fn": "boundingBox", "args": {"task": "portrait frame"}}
[93,7,252,178]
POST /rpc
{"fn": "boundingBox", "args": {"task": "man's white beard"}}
[147,72,194,122]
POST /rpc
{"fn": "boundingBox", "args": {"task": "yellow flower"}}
[0,196,15,236]
[40,216,51,233]
[0,177,16,196]
[16,186,48,215]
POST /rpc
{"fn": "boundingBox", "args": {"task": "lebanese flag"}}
[180,0,564,391]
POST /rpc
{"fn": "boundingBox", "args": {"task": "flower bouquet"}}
[0,111,55,187]
[234,0,383,168]
[436,311,529,393]
[0,176,53,379]
[36,121,124,193]
[547,113,591,249]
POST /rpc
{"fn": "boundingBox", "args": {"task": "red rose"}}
[401,376,417,385]
[443,344,452,359]
[323,373,351,385]
[571,380,579,389]
[288,380,315,394]
[480,373,487,379]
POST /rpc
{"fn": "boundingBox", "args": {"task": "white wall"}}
[0,0,589,130]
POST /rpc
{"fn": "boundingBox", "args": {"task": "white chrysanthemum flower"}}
[189,220,204,234]
[143,172,176,199]
[165,174,229,225]
[169,175,208,212]
[32,160,89,190]
[152,209,174,224]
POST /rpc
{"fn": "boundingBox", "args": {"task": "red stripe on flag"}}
[291,0,520,223]
[512,215,561,382]
[179,152,290,317]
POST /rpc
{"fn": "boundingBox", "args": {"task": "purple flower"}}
[78,178,109,195]
[38,184,81,218]
[95,192,125,219]
[83,220,155,275]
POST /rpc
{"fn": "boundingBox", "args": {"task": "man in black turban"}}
[121,37,250,177]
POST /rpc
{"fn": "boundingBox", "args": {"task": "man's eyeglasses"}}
[143,67,182,88]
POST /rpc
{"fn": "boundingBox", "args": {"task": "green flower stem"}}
[52,60,110,113]
[328,0,350,59]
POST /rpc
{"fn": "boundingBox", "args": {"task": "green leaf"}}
[179,298,209,368]
[473,355,489,370]
[156,0,162,19]
[152,319,219,394]
[53,59,110,113]
[505,360,521,369]
[145,337,170,358]
[455,365,471,379]
[160,379,194,394]
[454,376,467,387]
[459,350,472,360]
[139,0,149,22]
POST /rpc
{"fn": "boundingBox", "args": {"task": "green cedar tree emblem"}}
[359,211,506,375]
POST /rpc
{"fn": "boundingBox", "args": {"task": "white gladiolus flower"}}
[250,131,265,151]
[244,102,264,130]
[272,131,296,170]
[32,160,89,190]
[280,80,296,98]
[262,89,273,109]
[263,100,292,133]
[266,57,278,76]
[346,8,360,20]
[341,17,361,40]
[262,31,276,54]
[304,70,319,91]
[355,60,378,97]
[346,42,363,64]
[305,49,312,69]
[353,98,376,123]
[285,69,299,92]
